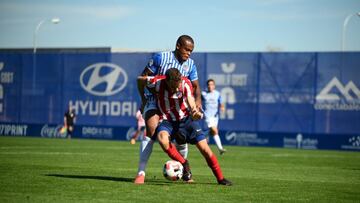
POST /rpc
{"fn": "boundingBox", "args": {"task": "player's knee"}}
[158,131,169,144]
[210,127,217,135]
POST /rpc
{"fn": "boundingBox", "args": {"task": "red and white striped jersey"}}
[146,76,193,121]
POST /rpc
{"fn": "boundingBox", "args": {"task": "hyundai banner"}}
[0,52,359,151]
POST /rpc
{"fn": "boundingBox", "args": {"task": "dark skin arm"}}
[137,68,153,112]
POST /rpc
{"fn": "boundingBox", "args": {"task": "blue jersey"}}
[144,51,198,100]
[146,51,198,81]
[201,90,222,118]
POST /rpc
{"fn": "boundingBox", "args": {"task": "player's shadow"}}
[45,174,171,185]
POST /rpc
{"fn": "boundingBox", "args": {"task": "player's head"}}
[207,79,216,92]
[175,35,194,62]
[165,68,182,92]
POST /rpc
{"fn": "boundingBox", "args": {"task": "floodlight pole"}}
[33,18,60,53]
[342,12,360,51]
[32,18,60,89]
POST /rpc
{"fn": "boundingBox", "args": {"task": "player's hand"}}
[191,109,203,120]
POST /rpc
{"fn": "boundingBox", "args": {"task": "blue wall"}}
[0,52,359,151]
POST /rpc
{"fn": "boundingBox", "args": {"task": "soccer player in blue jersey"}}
[134,35,202,184]
[202,79,227,155]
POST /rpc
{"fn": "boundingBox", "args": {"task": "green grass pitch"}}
[0,136,359,202]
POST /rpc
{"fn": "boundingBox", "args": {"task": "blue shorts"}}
[156,117,206,144]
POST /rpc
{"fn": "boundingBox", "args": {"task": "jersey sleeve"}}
[201,91,206,98]
[187,62,198,81]
[146,76,165,93]
[145,52,162,74]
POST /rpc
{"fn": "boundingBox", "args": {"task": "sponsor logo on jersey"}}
[182,64,189,72]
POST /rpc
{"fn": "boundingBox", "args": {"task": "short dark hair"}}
[176,35,194,46]
[207,79,215,85]
[165,68,181,82]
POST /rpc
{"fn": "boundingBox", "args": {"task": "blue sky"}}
[0,0,359,52]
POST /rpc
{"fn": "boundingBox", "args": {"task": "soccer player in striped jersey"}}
[137,68,232,186]
[134,35,201,184]
[202,79,227,155]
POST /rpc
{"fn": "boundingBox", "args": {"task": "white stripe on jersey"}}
[175,96,184,119]
[164,90,177,121]
[158,52,191,77]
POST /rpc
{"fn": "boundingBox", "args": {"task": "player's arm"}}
[220,103,225,113]
[137,66,154,111]
[137,74,148,112]
[63,116,67,127]
[188,63,202,109]
[137,54,160,112]
[191,80,202,109]
[186,93,203,120]
[219,94,225,113]
[184,80,202,120]
[141,67,153,77]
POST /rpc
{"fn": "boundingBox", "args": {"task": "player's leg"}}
[134,109,159,184]
[67,125,73,139]
[131,129,140,144]
[209,126,226,154]
[209,117,226,155]
[175,143,188,158]
[157,122,186,164]
[195,139,232,186]
[188,120,231,186]
[131,126,145,144]
[172,131,188,158]
[158,121,193,182]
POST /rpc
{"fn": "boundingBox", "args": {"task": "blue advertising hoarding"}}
[0,52,359,151]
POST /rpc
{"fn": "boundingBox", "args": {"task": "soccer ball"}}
[163,160,183,181]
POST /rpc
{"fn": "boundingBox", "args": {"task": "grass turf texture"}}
[0,136,359,202]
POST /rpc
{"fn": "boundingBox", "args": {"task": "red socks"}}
[165,143,186,164]
[206,154,224,181]
[165,144,224,181]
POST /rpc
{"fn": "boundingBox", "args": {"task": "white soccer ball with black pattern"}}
[163,160,183,181]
